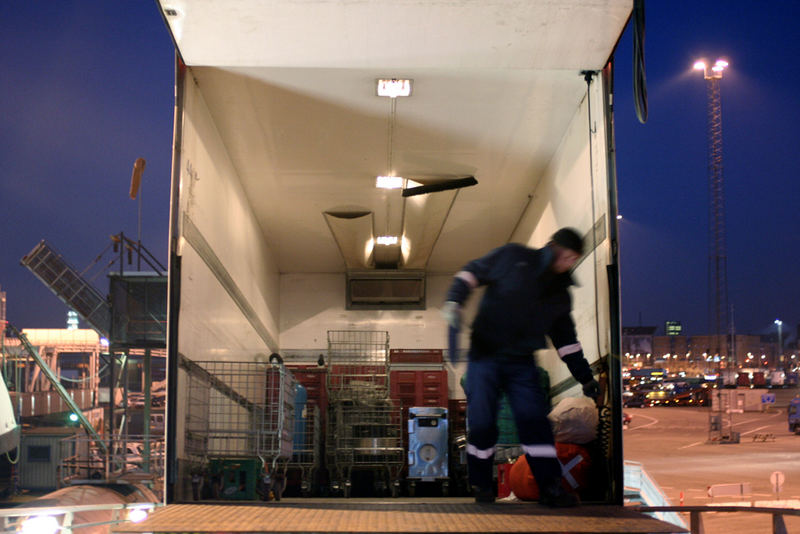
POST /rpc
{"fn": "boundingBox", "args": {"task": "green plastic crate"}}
[208,458,261,500]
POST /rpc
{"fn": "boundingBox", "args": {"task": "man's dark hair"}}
[550,227,584,255]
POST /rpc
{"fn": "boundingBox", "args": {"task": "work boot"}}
[472,486,495,504]
[539,483,579,508]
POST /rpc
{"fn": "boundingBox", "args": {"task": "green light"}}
[68,413,79,423]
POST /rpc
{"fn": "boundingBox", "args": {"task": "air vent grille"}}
[347,271,425,310]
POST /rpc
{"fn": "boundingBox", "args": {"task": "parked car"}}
[623,391,648,408]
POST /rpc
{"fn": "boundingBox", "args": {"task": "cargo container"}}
[156,0,628,505]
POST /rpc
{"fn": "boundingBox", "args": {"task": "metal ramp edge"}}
[111,501,688,533]
[624,460,688,529]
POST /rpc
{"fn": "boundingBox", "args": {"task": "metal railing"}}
[9,390,94,418]
[636,505,800,534]
[59,434,165,492]
[0,502,161,534]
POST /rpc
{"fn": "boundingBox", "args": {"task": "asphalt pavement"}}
[624,385,800,533]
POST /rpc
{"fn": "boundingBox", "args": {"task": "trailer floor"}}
[113,498,686,533]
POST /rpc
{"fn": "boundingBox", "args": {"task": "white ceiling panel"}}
[160,0,631,70]
[159,1,632,273]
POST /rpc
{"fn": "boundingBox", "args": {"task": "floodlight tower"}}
[694,59,730,364]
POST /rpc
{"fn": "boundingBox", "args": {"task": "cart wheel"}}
[408,481,416,497]
[441,481,449,497]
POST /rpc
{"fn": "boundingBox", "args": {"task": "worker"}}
[442,227,600,506]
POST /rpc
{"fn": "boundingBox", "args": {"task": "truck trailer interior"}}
[157,0,631,504]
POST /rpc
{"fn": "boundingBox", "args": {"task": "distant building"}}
[623,323,798,373]
[665,321,682,336]
[622,326,656,359]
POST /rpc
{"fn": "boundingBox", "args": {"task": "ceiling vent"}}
[347,270,425,310]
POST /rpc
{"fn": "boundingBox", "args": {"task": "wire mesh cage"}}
[287,401,321,496]
[326,398,404,496]
[184,360,297,467]
[326,330,390,401]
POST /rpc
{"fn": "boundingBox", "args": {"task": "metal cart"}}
[326,330,390,402]
[287,399,321,496]
[184,359,297,500]
[327,398,404,497]
[325,331,404,496]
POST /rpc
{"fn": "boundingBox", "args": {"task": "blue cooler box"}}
[408,407,448,481]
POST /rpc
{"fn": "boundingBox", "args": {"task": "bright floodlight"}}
[715,60,729,68]
[693,61,706,71]
[375,176,404,189]
[22,516,59,534]
[128,508,149,523]
[775,319,783,326]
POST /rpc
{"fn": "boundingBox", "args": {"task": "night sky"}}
[1,2,798,342]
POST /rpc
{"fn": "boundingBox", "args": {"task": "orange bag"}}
[508,443,591,500]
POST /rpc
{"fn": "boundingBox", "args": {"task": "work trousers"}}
[464,355,560,490]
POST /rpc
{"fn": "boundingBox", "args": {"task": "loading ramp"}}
[21,240,112,337]
[112,500,686,533]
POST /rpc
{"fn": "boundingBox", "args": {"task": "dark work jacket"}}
[445,243,578,359]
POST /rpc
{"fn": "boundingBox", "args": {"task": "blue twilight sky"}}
[1,2,798,341]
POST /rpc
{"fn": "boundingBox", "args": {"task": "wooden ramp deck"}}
[113,499,687,533]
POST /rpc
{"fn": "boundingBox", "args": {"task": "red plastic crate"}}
[389,349,443,364]
[390,369,448,407]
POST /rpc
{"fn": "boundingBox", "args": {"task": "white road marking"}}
[678,440,705,449]
[627,413,659,430]
[738,424,773,436]
[731,417,762,427]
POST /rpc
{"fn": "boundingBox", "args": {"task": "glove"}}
[582,379,601,400]
[448,325,459,365]
[441,301,462,330]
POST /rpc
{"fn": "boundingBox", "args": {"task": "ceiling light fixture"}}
[376,236,399,246]
[376,78,412,98]
[376,176,404,189]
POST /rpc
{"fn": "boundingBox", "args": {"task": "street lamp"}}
[775,319,783,361]
[694,59,729,79]
[694,58,730,366]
